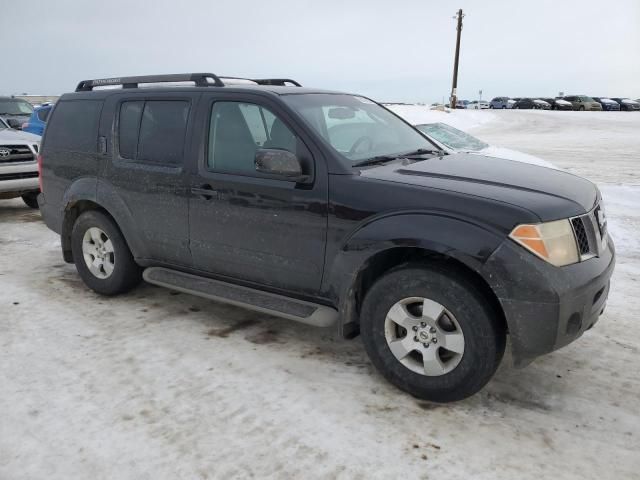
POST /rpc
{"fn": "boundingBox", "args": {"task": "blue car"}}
[22,104,53,136]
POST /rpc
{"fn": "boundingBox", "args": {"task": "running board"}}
[143,267,338,327]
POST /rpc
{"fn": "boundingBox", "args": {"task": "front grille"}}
[571,217,591,255]
[570,203,607,261]
[0,172,39,181]
[0,144,35,164]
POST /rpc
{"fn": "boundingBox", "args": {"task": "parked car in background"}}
[562,95,602,111]
[610,98,640,111]
[489,97,515,109]
[455,99,469,109]
[591,97,621,111]
[467,100,490,109]
[512,98,550,110]
[0,96,35,130]
[38,72,614,403]
[0,119,40,208]
[22,104,53,136]
[539,98,573,110]
[414,122,555,168]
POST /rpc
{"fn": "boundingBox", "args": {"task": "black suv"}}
[38,73,615,402]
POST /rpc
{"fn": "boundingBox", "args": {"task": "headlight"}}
[509,219,579,267]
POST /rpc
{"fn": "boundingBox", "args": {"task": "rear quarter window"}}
[44,100,102,152]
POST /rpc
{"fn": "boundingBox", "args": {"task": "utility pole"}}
[450,9,464,109]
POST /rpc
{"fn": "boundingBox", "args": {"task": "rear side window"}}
[118,100,189,166]
[45,100,102,152]
[118,101,143,159]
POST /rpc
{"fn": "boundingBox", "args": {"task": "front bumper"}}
[0,162,39,197]
[481,236,615,366]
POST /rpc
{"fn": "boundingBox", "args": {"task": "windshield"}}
[0,99,34,115]
[415,123,488,152]
[282,94,439,164]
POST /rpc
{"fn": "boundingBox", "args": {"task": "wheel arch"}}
[327,214,508,339]
[61,196,145,264]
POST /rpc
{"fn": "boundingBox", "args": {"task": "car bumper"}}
[37,192,63,234]
[602,105,620,111]
[0,163,39,197]
[481,236,615,366]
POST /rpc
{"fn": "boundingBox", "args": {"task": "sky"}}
[2,0,639,103]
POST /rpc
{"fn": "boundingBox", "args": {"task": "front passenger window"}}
[208,101,297,175]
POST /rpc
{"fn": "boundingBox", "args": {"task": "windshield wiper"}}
[351,155,401,168]
[399,148,445,157]
[351,148,443,168]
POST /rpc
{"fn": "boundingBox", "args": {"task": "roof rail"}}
[75,73,225,92]
[253,78,302,87]
[218,77,302,87]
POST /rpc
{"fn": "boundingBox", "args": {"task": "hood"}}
[599,98,616,104]
[621,99,639,105]
[0,127,41,143]
[360,153,597,221]
[556,99,572,105]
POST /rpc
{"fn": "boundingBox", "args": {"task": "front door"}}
[188,95,328,295]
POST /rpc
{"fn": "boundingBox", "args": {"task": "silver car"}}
[489,97,515,109]
[0,118,41,208]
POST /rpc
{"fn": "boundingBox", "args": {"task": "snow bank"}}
[387,104,497,130]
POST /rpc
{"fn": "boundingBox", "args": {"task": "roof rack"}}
[75,73,224,92]
[75,73,302,92]
[253,78,302,87]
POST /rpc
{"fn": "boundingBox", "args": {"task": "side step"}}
[143,267,338,327]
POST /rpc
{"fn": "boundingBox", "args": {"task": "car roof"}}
[58,84,348,102]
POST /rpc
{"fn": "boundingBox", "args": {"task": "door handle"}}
[191,185,218,200]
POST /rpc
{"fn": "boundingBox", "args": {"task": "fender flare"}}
[60,178,148,261]
[323,213,506,336]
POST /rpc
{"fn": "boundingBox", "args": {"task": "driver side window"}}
[208,101,297,175]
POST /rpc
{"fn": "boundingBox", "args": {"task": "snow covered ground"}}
[1,110,639,479]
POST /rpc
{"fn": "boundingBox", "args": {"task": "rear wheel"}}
[579,106,585,111]
[360,265,505,402]
[21,192,39,209]
[71,210,142,295]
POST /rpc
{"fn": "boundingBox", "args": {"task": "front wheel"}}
[71,210,142,295]
[21,192,39,209]
[360,265,505,402]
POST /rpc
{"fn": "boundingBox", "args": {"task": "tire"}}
[579,106,585,111]
[489,105,493,109]
[21,192,39,209]
[502,106,506,109]
[360,265,505,402]
[71,210,142,295]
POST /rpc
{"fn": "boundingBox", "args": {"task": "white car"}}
[414,121,555,169]
[0,118,41,208]
[467,100,490,110]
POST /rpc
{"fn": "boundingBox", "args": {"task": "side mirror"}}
[6,118,22,129]
[255,148,308,182]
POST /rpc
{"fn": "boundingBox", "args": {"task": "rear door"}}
[187,92,328,295]
[100,92,198,266]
